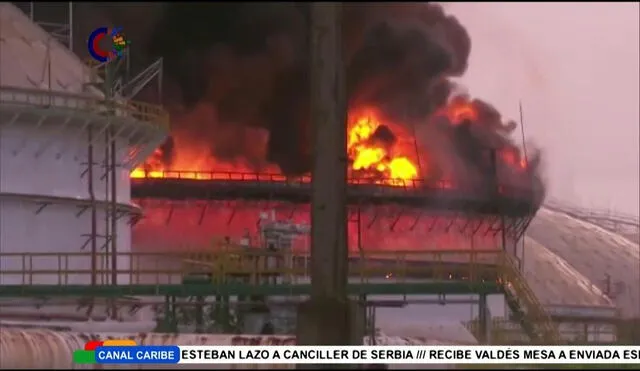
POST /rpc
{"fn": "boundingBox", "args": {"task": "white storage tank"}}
[0,3,168,286]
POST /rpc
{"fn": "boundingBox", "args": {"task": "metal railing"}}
[0,85,170,131]
[0,248,560,344]
[545,200,639,228]
[130,169,450,189]
[499,254,561,344]
[0,249,504,286]
[129,169,536,198]
[465,317,530,345]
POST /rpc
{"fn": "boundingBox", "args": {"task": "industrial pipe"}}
[0,329,462,369]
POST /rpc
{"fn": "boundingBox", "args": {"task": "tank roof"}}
[527,207,639,318]
[0,3,99,96]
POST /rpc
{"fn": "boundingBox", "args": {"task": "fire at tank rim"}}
[130,173,543,218]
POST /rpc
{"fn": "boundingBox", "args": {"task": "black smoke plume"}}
[144,2,476,175]
[27,2,543,202]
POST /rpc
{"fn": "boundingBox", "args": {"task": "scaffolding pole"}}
[88,128,97,288]
[103,61,119,319]
[110,126,118,306]
[103,130,110,287]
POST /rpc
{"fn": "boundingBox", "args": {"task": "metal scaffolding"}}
[81,33,164,318]
[0,2,168,319]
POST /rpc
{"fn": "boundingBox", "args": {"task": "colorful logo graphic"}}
[87,26,130,63]
[73,339,137,364]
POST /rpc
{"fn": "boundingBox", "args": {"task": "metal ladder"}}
[500,254,561,344]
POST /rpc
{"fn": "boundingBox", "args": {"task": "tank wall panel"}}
[0,199,131,285]
[0,124,131,203]
[0,3,97,95]
[133,201,502,252]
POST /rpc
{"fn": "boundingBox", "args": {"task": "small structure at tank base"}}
[171,211,310,335]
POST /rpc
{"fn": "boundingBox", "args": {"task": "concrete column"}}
[297,299,364,367]
[296,3,363,368]
[306,2,348,299]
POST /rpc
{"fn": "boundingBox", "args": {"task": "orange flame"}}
[443,96,478,125]
[131,99,529,183]
[501,148,528,170]
[347,110,418,184]
[131,109,420,186]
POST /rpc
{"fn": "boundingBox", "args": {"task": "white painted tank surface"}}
[0,3,168,285]
[0,329,468,369]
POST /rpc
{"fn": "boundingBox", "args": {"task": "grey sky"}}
[448,2,640,216]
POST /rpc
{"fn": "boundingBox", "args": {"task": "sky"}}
[448,2,640,216]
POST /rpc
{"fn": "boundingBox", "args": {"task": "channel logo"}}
[87,26,130,63]
[73,339,180,365]
[73,339,136,364]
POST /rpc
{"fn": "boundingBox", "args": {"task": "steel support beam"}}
[296,3,363,365]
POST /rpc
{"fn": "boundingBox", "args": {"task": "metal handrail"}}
[545,200,639,227]
[129,169,536,197]
[499,254,561,344]
[0,85,170,131]
[130,169,451,189]
[0,249,561,345]
[0,249,504,286]
[121,58,163,100]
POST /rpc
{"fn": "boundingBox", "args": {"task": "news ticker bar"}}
[74,345,640,365]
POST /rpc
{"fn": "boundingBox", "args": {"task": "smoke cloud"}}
[70,2,543,201]
[144,3,473,175]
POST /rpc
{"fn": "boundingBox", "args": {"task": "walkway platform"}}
[0,249,503,297]
[0,282,502,297]
[130,172,537,217]
[0,249,563,344]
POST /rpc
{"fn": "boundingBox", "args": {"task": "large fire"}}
[130,108,422,186]
[130,98,528,185]
[123,3,543,257]
[346,109,418,184]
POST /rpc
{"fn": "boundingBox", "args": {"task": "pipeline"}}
[0,310,110,322]
[0,329,461,369]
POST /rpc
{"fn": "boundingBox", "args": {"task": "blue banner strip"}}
[95,346,180,364]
